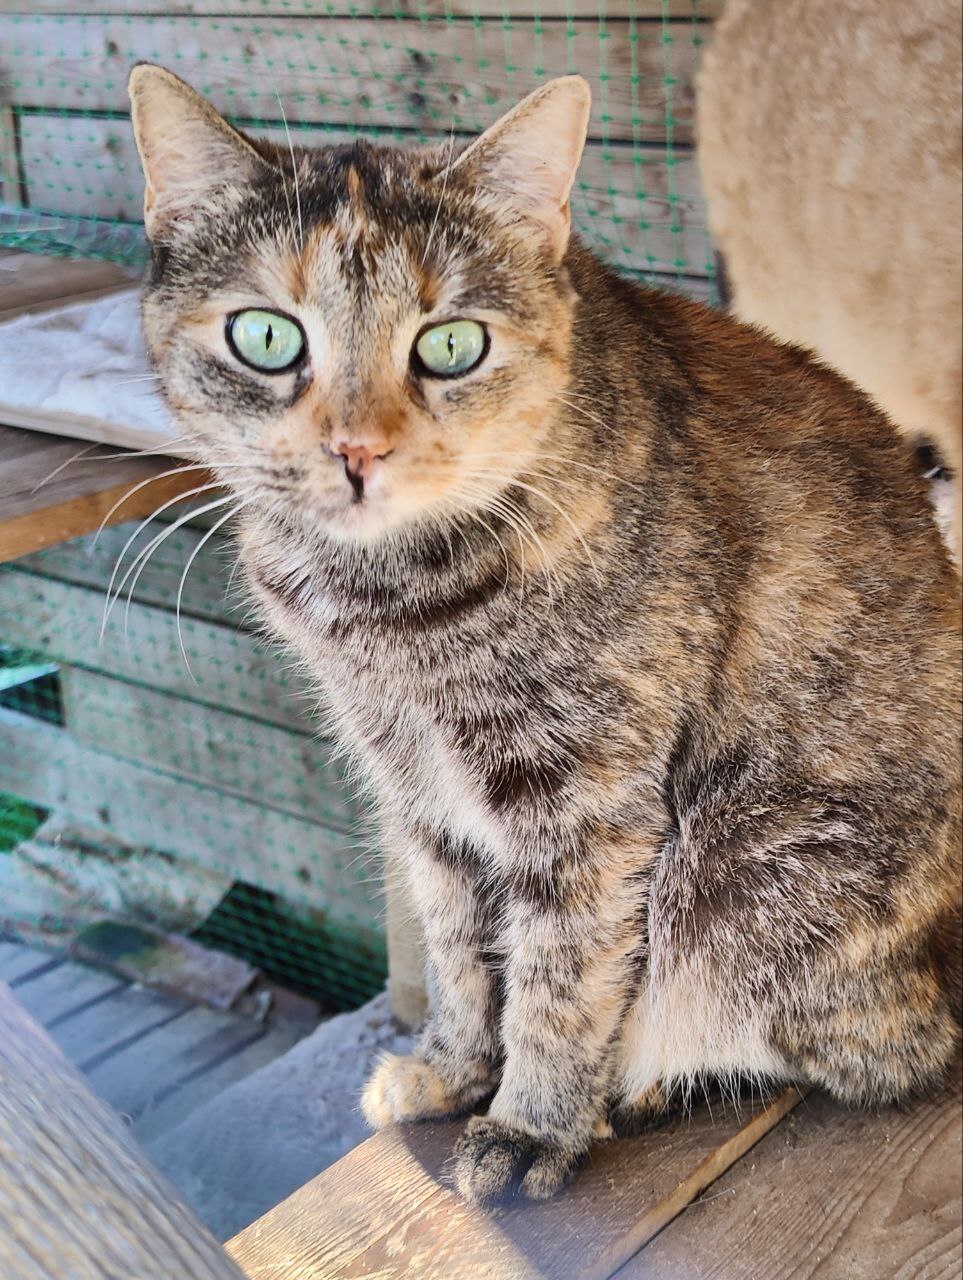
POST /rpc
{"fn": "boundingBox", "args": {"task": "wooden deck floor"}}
[0,938,313,1144]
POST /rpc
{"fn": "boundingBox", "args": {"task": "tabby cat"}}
[130,65,961,1203]
[697,0,963,563]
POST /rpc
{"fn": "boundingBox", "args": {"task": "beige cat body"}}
[697,0,963,561]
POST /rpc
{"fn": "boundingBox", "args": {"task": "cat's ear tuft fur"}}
[128,63,269,239]
[451,76,591,262]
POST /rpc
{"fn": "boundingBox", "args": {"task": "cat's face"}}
[130,67,590,544]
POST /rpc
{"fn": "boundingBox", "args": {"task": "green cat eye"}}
[414,320,488,378]
[227,309,305,372]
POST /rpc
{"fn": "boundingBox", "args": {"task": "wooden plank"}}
[0,3,723,18]
[60,667,361,830]
[0,941,62,985]
[18,521,243,627]
[0,707,382,927]
[84,1002,268,1119]
[0,566,318,733]
[4,16,703,145]
[0,981,247,1280]
[627,1081,963,1280]
[9,957,125,1026]
[18,114,711,279]
[385,865,427,1030]
[227,1087,802,1279]
[0,105,21,206]
[0,425,205,563]
[50,984,189,1070]
[0,250,136,321]
[133,1010,310,1142]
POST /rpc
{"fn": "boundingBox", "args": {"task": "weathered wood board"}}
[0,816,233,936]
[0,251,135,320]
[4,939,318,1144]
[227,1087,803,1279]
[0,425,200,563]
[0,565,318,732]
[4,953,124,1026]
[0,979,247,1280]
[627,1079,963,1279]
[3,16,703,144]
[18,115,711,279]
[17,520,242,627]
[0,707,381,927]
[0,3,723,17]
[59,666,361,830]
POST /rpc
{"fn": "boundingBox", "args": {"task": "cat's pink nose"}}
[333,439,391,480]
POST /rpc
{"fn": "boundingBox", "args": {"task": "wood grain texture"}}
[626,1081,963,1280]
[0,425,204,562]
[59,666,360,829]
[0,706,380,927]
[17,519,240,625]
[384,864,428,1030]
[0,251,135,320]
[0,2,723,17]
[0,105,22,207]
[227,1087,803,1279]
[4,16,702,144]
[18,114,711,279]
[0,565,318,731]
[8,953,125,1025]
[0,980,246,1280]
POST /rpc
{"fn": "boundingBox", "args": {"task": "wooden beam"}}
[17,520,243,627]
[0,425,206,563]
[384,866,428,1030]
[3,16,703,145]
[0,566,319,731]
[18,115,711,280]
[0,251,136,321]
[0,980,246,1280]
[227,1087,803,1279]
[625,1077,963,1278]
[0,105,21,207]
[0,3,724,20]
[59,666,361,829]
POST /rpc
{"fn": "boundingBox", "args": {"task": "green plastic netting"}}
[0,2,716,1013]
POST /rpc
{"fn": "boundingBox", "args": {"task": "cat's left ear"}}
[449,76,591,262]
[129,63,271,240]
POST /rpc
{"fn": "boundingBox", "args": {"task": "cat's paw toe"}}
[453,1117,581,1204]
[361,1053,479,1128]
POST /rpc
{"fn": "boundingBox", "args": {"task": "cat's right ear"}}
[129,64,269,240]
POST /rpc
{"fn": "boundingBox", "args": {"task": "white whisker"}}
[422,122,457,267]
[275,89,303,251]
[119,494,237,637]
[92,464,213,547]
[30,443,99,494]
[175,500,252,683]
[99,482,224,638]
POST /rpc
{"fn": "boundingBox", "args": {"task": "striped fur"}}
[131,68,962,1203]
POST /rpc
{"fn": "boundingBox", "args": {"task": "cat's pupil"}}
[265,324,274,350]
[447,332,455,364]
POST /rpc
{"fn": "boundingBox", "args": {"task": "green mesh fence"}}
[0,3,716,1013]
[0,2,717,287]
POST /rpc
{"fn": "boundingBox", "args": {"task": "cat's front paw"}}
[453,1116,584,1204]
[361,1053,490,1128]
